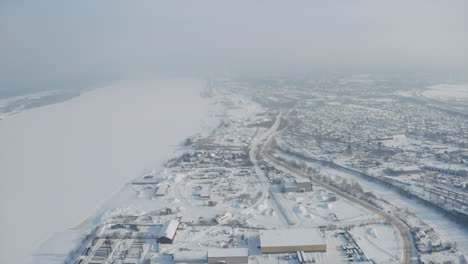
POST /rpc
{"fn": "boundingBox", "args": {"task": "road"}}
[244,112,282,213]
[262,150,418,264]
[248,112,305,227]
[246,109,416,262]
[162,112,283,254]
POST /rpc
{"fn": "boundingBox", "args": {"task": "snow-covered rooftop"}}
[295,177,311,184]
[208,248,248,258]
[159,219,179,239]
[174,251,207,262]
[260,228,325,248]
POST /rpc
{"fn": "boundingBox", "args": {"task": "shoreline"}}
[0,79,219,264]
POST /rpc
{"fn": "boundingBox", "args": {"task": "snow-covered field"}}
[422,83,468,104]
[0,80,217,264]
[312,162,468,254]
[349,224,402,263]
[272,150,468,254]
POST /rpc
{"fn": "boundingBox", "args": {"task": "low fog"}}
[1,0,468,95]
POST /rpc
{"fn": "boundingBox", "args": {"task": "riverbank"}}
[0,79,217,263]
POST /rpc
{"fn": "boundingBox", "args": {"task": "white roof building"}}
[208,248,248,264]
[173,251,207,263]
[158,219,180,244]
[260,228,326,253]
[155,183,169,196]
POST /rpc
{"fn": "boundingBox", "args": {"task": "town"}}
[68,75,468,264]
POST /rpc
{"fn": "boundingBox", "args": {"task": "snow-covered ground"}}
[422,83,468,104]
[349,224,402,264]
[0,79,218,264]
[303,159,468,254]
[0,89,82,120]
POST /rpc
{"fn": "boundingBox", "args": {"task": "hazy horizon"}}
[1,0,468,96]
[1,2,468,263]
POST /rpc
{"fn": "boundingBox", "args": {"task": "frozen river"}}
[0,80,215,263]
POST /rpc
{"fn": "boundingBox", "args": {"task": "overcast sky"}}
[1,0,467,93]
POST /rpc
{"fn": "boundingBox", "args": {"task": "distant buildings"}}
[384,166,421,176]
[423,166,467,177]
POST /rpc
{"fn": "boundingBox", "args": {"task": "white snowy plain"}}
[0,79,216,264]
[423,83,468,104]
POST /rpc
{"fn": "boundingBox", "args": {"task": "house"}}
[155,183,169,197]
[158,220,180,244]
[384,166,420,176]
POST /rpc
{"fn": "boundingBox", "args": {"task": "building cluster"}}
[277,90,468,216]
[71,77,467,264]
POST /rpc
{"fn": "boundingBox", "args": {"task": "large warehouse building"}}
[208,248,249,264]
[260,228,326,253]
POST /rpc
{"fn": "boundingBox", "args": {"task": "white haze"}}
[1,0,467,93]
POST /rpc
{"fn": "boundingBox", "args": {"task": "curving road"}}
[262,149,417,264]
[244,112,282,213]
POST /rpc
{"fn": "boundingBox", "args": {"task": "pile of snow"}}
[294,205,306,214]
[305,214,315,219]
[317,190,330,201]
[319,203,333,209]
[256,201,268,211]
[317,193,329,201]
[263,208,275,216]
[257,201,276,216]
[174,174,185,183]
[366,227,379,238]
[290,197,305,203]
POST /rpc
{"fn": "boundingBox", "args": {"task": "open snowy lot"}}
[349,224,402,263]
[423,83,468,104]
[0,79,216,264]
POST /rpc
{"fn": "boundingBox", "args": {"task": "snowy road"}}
[245,112,282,213]
[263,152,416,264]
[162,112,283,254]
[286,151,468,254]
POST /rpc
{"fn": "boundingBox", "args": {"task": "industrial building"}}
[260,228,326,253]
[281,177,312,192]
[173,251,207,263]
[208,248,249,264]
[158,220,180,244]
[423,166,467,177]
[155,183,169,197]
[384,166,421,176]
